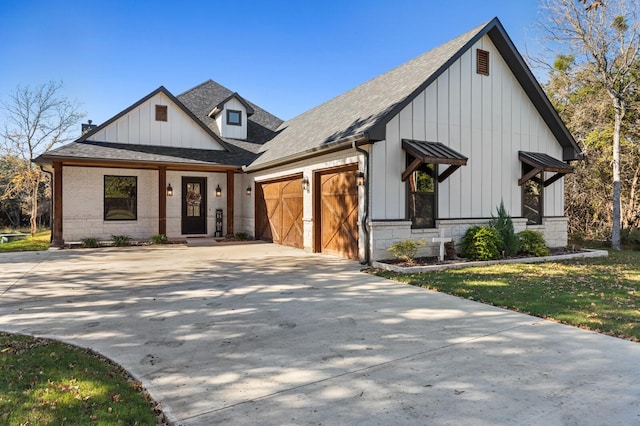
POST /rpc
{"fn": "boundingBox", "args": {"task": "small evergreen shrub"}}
[461,226,501,261]
[489,200,519,257]
[111,235,131,247]
[150,234,169,244]
[389,239,425,263]
[517,230,550,257]
[80,237,99,248]
[235,232,251,241]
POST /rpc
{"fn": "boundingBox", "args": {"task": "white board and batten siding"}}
[90,92,225,150]
[215,97,248,140]
[371,34,565,221]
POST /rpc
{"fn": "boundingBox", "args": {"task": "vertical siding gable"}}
[376,34,566,221]
[89,93,224,151]
[215,98,248,140]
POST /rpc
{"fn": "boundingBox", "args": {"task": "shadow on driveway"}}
[1,244,639,425]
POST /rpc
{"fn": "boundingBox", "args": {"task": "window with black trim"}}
[522,166,543,225]
[227,109,242,126]
[407,156,436,228]
[155,105,168,122]
[104,176,137,221]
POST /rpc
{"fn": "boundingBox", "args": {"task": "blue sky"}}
[1,0,542,127]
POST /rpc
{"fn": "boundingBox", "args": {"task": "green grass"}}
[0,230,51,253]
[375,250,640,341]
[0,333,161,425]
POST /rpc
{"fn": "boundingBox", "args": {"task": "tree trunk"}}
[612,97,623,250]
[30,177,39,236]
[623,161,640,229]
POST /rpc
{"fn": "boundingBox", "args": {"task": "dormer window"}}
[227,110,242,126]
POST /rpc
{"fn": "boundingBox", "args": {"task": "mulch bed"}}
[379,247,585,268]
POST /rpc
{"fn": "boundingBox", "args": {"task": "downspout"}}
[353,139,370,265]
[38,165,54,244]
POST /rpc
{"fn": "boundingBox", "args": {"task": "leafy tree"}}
[538,0,640,249]
[1,81,83,235]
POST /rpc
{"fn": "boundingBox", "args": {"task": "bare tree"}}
[1,81,83,235]
[538,0,640,249]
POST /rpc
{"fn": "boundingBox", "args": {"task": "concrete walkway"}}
[1,244,638,425]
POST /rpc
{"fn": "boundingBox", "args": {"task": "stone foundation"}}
[369,217,568,261]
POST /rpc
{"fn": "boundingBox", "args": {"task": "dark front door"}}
[182,177,207,234]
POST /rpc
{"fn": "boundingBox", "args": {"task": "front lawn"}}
[0,333,162,424]
[0,230,50,253]
[375,250,640,341]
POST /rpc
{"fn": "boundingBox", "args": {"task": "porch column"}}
[226,170,234,236]
[158,166,167,236]
[52,161,64,247]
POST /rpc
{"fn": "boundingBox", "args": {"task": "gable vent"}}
[155,105,168,122]
[477,49,489,76]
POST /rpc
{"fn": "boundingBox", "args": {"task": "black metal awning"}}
[518,151,573,187]
[402,139,468,183]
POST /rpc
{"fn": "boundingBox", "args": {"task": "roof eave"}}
[33,153,242,170]
[76,86,234,152]
[244,133,370,173]
[364,17,582,162]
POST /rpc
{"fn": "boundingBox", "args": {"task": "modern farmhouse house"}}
[35,17,581,263]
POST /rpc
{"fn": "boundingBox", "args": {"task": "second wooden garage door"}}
[255,175,303,248]
[316,166,359,260]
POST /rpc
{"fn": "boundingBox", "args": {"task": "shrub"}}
[150,234,168,244]
[517,230,550,257]
[235,232,251,241]
[111,235,131,247]
[461,226,501,261]
[80,237,99,248]
[621,228,640,249]
[489,200,519,257]
[389,239,425,263]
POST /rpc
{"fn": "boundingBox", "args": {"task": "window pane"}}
[409,193,435,228]
[186,182,202,217]
[523,178,542,225]
[104,176,137,221]
[407,161,436,228]
[227,110,241,125]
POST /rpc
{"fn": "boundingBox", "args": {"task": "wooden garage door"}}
[316,166,359,259]
[255,175,303,248]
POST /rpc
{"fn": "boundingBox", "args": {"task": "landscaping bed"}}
[373,248,608,273]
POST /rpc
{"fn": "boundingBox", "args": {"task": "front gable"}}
[82,88,227,151]
[372,33,569,221]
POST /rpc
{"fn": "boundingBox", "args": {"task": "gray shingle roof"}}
[177,80,283,154]
[247,21,490,170]
[247,17,582,170]
[38,141,256,167]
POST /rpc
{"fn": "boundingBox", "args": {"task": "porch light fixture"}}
[215,184,222,197]
[246,185,252,196]
[301,176,309,192]
[166,184,173,196]
[356,171,365,186]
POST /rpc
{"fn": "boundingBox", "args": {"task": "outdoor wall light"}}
[301,176,310,192]
[166,184,173,196]
[246,186,252,196]
[356,171,365,186]
[215,184,222,197]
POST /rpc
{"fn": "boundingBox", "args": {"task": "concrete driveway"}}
[1,244,639,425]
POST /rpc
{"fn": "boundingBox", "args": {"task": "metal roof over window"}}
[518,151,573,187]
[402,139,468,183]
